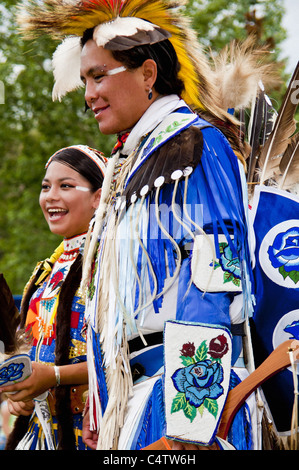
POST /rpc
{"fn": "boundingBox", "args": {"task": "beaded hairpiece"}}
[46,144,107,178]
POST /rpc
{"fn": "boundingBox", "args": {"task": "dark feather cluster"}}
[123,125,204,204]
[105,27,171,51]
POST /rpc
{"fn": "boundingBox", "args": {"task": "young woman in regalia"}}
[2,146,107,450]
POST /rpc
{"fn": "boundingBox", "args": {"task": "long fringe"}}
[81,153,119,296]
[153,181,181,300]
[96,331,133,449]
[86,324,103,432]
[181,173,216,294]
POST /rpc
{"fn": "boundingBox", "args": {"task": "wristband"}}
[54,365,61,386]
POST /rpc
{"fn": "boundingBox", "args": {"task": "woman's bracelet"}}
[54,365,61,387]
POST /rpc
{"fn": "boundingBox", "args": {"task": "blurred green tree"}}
[0,0,114,294]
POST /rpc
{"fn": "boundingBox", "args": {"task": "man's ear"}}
[92,188,102,210]
[142,59,157,90]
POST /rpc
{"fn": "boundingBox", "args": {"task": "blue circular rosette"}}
[267,227,299,282]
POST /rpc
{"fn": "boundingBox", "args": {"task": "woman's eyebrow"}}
[42,177,77,183]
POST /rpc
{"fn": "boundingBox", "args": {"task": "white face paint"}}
[75,186,91,192]
[106,66,127,76]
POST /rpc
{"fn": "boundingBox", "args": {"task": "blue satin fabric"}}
[137,122,250,333]
[176,257,233,329]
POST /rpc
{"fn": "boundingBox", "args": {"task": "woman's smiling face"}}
[39,161,101,238]
[80,40,157,135]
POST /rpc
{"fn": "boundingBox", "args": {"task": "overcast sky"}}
[281,0,298,74]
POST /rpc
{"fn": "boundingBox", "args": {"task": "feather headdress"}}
[17,0,214,110]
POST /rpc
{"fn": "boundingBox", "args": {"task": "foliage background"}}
[0,0,290,294]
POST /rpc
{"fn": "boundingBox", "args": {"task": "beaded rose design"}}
[212,242,241,287]
[170,335,229,422]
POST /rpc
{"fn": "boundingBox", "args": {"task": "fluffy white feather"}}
[211,37,277,111]
[93,16,156,47]
[52,36,83,101]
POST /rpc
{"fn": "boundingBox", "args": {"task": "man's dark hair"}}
[81,28,184,96]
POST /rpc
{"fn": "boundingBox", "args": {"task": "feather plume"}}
[258,61,299,184]
[246,84,265,182]
[261,94,277,146]
[93,16,171,49]
[246,84,278,184]
[277,132,299,192]
[52,36,83,101]
[209,35,280,169]
[211,36,278,111]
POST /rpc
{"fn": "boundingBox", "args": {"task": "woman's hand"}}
[6,398,35,417]
[0,362,56,402]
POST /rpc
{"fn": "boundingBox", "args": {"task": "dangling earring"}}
[148,88,153,100]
